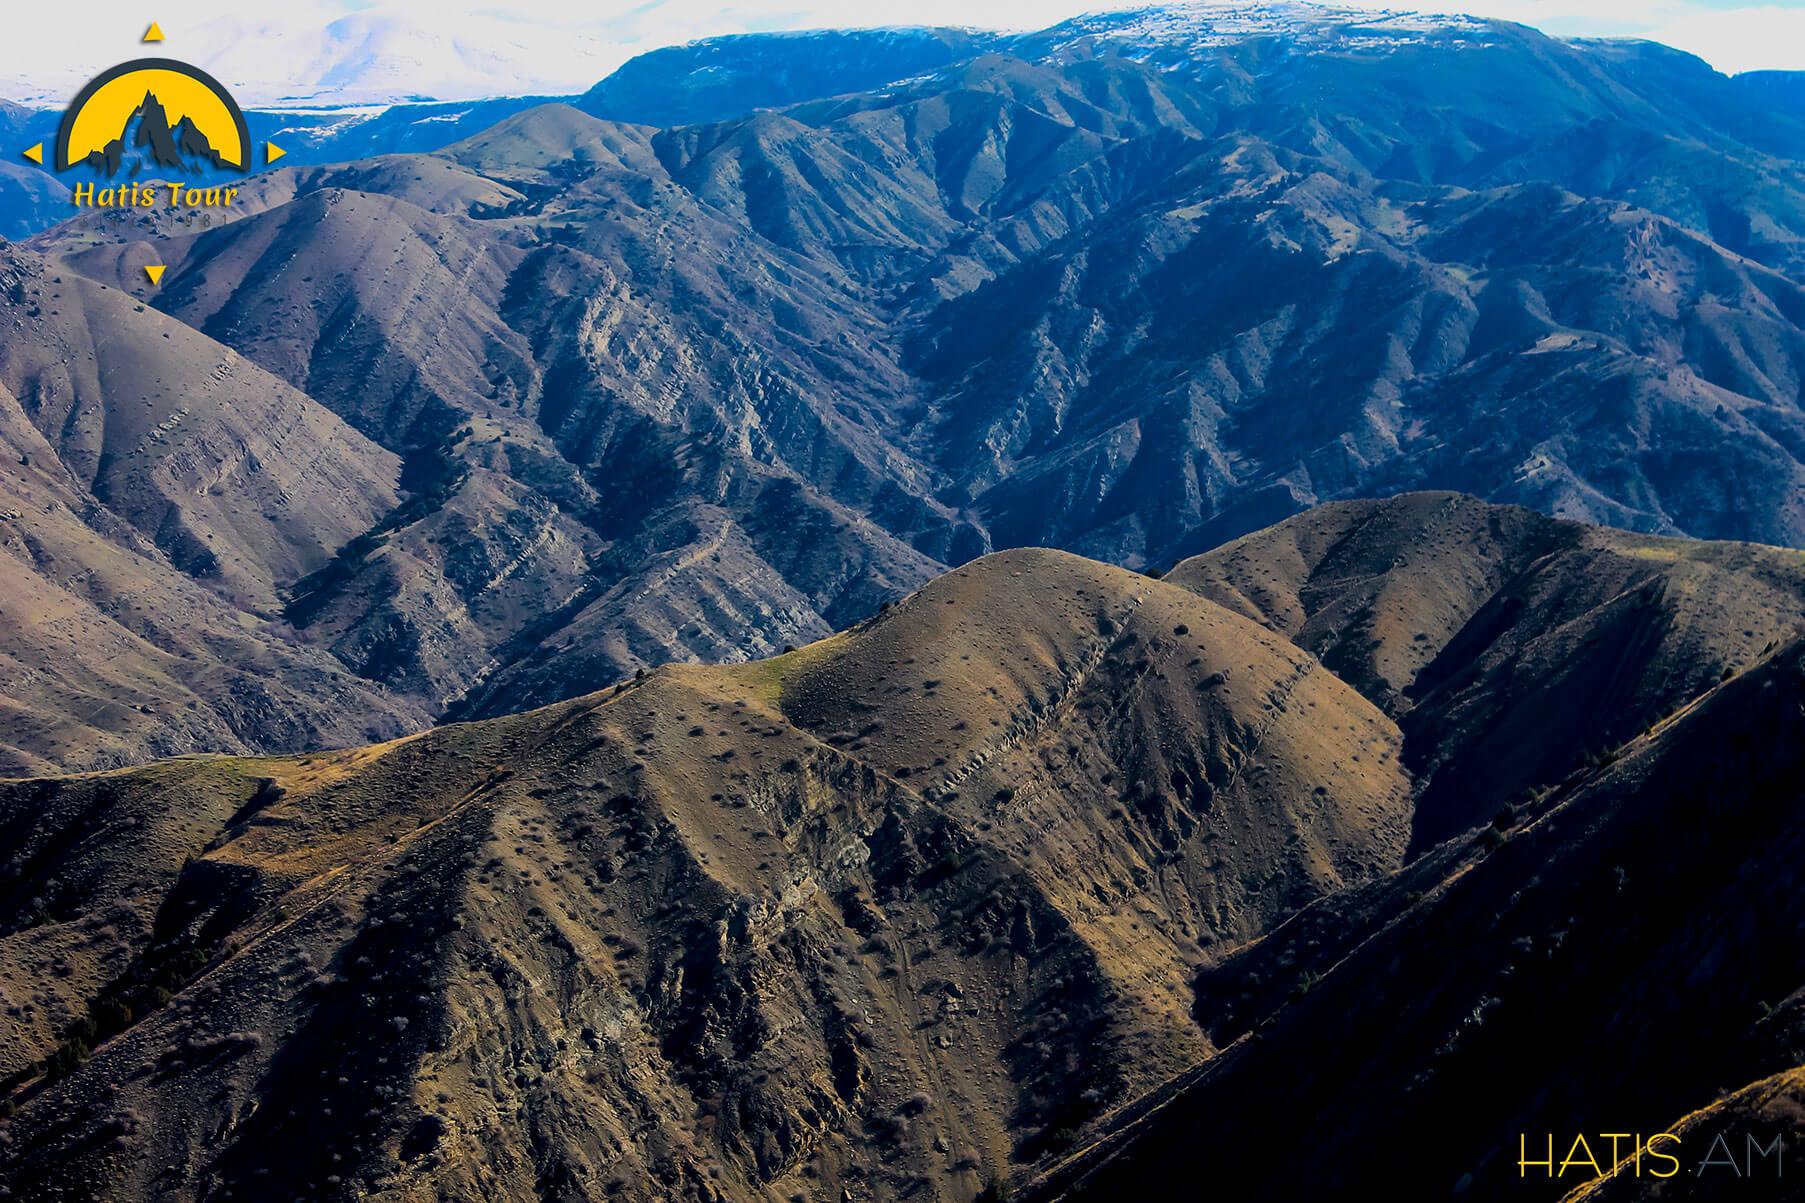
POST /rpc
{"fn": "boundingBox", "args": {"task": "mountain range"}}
[6,7,1805,1196]
[2,493,1802,1201]
[7,3,1805,775]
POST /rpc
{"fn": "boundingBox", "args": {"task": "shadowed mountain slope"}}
[1560,1066,1805,1201]
[1033,635,1805,1202]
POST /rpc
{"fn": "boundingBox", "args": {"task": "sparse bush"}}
[94,999,133,1031]
[976,1174,1013,1203]
[42,1037,90,1082]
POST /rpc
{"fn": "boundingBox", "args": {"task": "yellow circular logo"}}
[55,57,249,175]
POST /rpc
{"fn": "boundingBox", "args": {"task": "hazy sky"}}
[6,0,1805,107]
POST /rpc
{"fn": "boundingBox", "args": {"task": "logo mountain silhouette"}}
[82,91,231,176]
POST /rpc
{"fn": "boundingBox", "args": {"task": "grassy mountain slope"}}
[0,545,1408,1201]
[1169,492,1805,847]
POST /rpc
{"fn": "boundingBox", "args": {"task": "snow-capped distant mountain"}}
[1024,1,1501,58]
[0,1,1495,113]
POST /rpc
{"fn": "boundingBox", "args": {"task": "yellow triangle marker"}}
[143,22,165,43]
[265,141,286,164]
[144,265,166,285]
[22,143,41,165]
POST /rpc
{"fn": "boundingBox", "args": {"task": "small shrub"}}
[976,1175,1013,1203]
[43,1038,90,1082]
